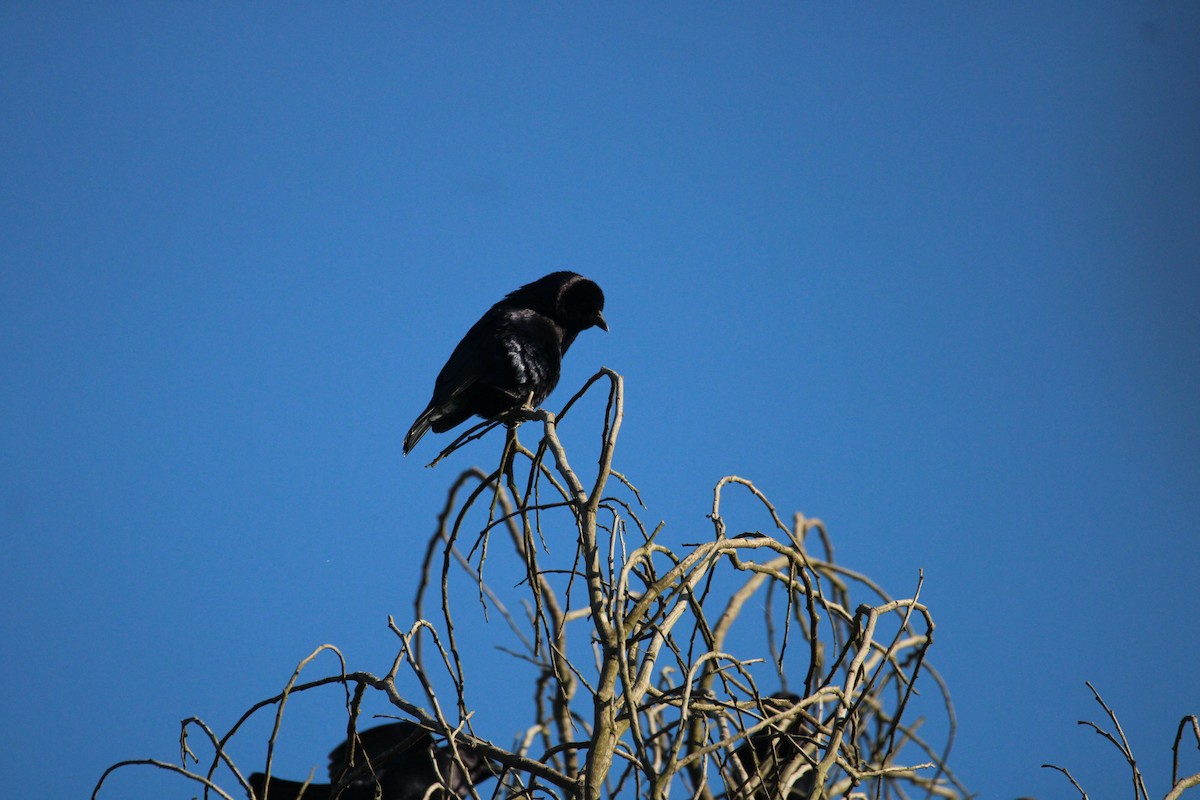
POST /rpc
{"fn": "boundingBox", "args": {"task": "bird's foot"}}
[501,407,539,424]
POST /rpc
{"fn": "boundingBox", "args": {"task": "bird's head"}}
[558,275,608,333]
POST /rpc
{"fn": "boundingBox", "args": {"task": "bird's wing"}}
[428,308,503,403]
[248,773,334,800]
[433,741,502,798]
[431,305,555,400]
[327,722,431,783]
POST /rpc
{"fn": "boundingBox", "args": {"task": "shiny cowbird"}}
[729,693,819,799]
[248,721,497,800]
[403,271,607,454]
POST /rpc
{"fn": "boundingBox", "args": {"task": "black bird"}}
[248,721,497,800]
[728,693,820,799]
[403,271,607,454]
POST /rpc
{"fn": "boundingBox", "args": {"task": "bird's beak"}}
[594,311,608,332]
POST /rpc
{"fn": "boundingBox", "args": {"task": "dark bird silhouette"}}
[403,271,607,454]
[248,721,497,800]
[728,693,820,799]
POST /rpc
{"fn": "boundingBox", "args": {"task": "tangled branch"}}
[94,369,967,800]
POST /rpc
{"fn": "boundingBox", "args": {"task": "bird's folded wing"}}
[327,721,431,782]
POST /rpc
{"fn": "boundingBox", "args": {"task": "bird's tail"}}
[403,405,438,454]
[248,773,333,800]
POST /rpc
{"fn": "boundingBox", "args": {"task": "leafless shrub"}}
[94,369,968,800]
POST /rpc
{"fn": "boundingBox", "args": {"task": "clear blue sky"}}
[2,4,1198,798]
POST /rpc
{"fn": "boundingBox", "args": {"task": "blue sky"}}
[2,4,1198,798]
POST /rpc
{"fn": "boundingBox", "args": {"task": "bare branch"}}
[96,370,969,800]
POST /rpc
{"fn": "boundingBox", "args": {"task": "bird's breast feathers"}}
[498,308,562,401]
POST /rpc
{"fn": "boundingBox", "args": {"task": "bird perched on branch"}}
[403,271,607,454]
[728,693,820,799]
[248,721,497,800]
